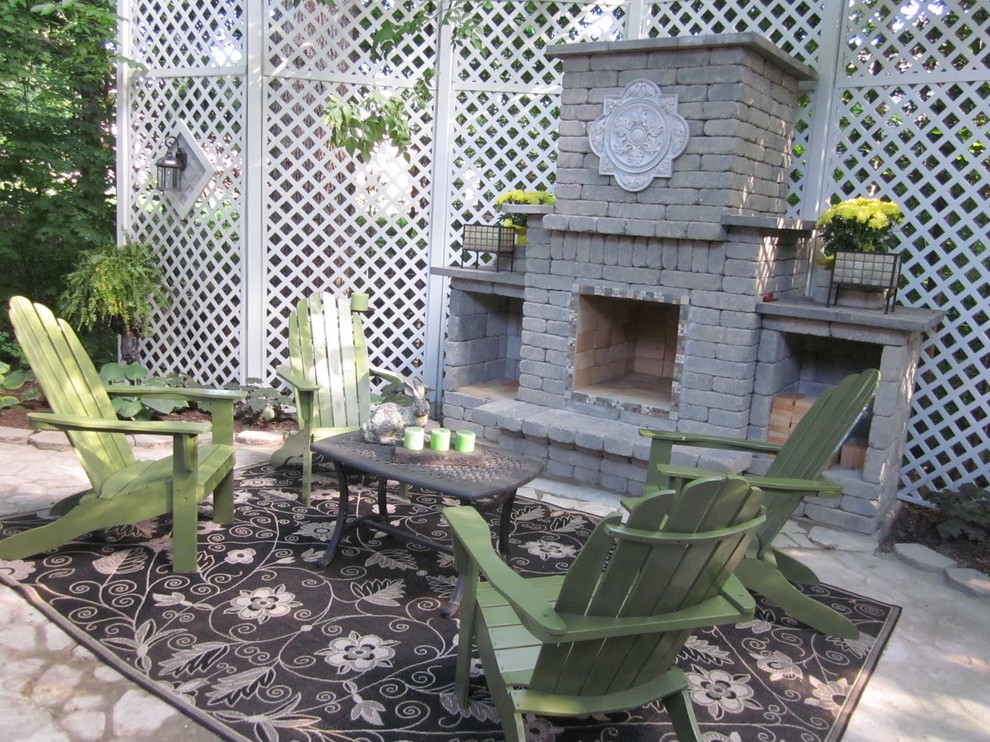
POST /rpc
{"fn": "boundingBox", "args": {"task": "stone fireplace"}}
[433,34,942,535]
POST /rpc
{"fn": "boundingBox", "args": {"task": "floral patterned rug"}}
[0,463,899,742]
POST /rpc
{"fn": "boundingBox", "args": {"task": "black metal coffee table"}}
[311,430,545,568]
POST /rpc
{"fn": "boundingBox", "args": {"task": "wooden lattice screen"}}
[119,0,988,502]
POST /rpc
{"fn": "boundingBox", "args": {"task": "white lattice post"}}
[801,0,848,222]
[424,13,459,403]
[115,0,133,243]
[242,0,266,382]
[624,0,647,39]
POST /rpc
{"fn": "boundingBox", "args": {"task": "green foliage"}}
[0,1,118,311]
[324,88,417,162]
[98,362,190,420]
[924,483,990,543]
[0,360,37,410]
[314,0,483,161]
[0,330,28,368]
[59,240,169,336]
[223,379,293,425]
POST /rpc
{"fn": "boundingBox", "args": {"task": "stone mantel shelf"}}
[431,266,526,299]
[758,299,944,335]
[545,32,817,84]
[723,214,816,234]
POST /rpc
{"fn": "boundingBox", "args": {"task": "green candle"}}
[430,428,451,452]
[454,430,476,453]
[403,426,424,451]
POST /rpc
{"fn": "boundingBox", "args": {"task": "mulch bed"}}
[880,500,990,574]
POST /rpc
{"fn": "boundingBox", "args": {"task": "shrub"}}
[924,483,990,543]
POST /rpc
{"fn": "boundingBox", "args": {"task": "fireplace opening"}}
[572,292,682,413]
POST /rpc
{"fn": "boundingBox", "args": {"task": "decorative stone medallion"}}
[588,79,689,192]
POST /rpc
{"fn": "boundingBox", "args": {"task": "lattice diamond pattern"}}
[124,75,244,387]
[446,91,558,266]
[643,0,822,61]
[842,0,989,79]
[264,77,432,384]
[267,0,437,83]
[457,1,625,87]
[131,0,245,69]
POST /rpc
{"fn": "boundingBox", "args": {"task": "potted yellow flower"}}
[816,197,905,313]
[816,196,904,259]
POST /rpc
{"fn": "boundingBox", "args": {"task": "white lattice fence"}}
[824,0,990,499]
[119,0,988,499]
[120,0,246,387]
[262,0,436,384]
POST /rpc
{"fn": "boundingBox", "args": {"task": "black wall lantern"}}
[155,136,187,192]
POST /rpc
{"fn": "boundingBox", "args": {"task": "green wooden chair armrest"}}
[104,386,247,403]
[444,506,568,636]
[28,412,211,437]
[639,427,784,455]
[744,474,842,498]
[274,365,320,392]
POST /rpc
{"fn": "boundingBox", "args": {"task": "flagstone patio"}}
[0,432,987,741]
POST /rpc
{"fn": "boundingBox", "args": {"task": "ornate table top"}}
[312,430,545,502]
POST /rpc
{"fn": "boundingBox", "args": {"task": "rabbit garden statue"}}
[363,378,430,444]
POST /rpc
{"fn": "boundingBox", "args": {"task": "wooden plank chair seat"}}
[270,292,408,503]
[638,369,881,638]
[0,297,245,572]
[446,475,766,742]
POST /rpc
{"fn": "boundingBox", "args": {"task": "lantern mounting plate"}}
[157,119,215,217]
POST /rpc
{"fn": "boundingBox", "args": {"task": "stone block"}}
[802,503,876,534]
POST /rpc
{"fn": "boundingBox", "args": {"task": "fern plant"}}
[59,240,168,337]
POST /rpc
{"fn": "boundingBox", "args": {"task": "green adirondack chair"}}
[1,297,245,572]
[639,368,881,639]
[270,292,407,503]
[445,475,766,742]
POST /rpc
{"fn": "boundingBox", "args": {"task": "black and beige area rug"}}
[0,463,899,742]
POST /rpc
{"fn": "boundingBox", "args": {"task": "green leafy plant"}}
[314,0,483,162]
[98,362,189,420]
[924,483,990,543]
[0,330,28,368]
[224,379,293,425]
[815,196,904,258]
[0,361,36,410]
[59,240,169,338]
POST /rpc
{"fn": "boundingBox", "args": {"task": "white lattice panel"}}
[123,75,244,387]
[819,1,989,499]
[130,0,245,69]
[643,0,822,60]
[267,0,437,83]
[263,77,433,385]
[843,0,989,80]
[456,0,625,88]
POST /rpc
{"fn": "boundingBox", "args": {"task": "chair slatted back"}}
[9,297,135,489]
[286,293,371,430]
[530,476,764,696]
[759,369,880,540]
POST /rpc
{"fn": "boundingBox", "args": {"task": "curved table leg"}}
[318,462,352,568]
